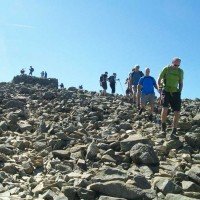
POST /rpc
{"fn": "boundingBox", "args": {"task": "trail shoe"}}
[161,122,166,132]
[148,114,153,121]
[139,108,144,115]
[170,128,179,140]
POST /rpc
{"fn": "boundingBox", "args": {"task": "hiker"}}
[125,73,132,96]
[138,68,158,121]
[41,71,44,78]
[44,71,47,78]
[20,68,25,75]
[29,66,34,76]
[158,57,184,139]
[60,83,64,89]
[130,65,144,108]
[79,85,83,90]
[100,72,108,95]
[108,73,118,94]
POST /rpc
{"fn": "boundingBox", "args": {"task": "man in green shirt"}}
[158,57,184,139]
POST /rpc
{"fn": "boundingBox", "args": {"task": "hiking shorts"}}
[101,82,107,90]
[162,90,181,112]
[141,93,155,105]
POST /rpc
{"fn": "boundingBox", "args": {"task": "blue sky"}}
[0,0,199,98]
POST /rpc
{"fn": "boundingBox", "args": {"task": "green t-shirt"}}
[159,66,184,92]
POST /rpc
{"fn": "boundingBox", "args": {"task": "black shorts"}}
[162,90,181,112]
[101,82,107,90]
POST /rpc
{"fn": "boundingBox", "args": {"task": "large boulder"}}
[185,132,200,148]
[120,134,150,152]
[130,143,159,165]
[88,181,147,200]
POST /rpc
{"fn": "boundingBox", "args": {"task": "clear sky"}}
[0,0,199,99]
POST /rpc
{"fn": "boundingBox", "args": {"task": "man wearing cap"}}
[158,57,184,139]
[130,65,144,108]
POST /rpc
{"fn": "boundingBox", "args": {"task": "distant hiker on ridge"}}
[20,68,25,75]
[60,83,64,89]
[158,57,184,139]
[100,72,108,96]
[29,66,34,76]
[44,71,47,78]
[130,65,144,108]
[41,71,44,78]
[108,73,118,94]
[138,68,158,121]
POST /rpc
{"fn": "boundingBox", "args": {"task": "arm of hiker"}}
[179,70,184,92]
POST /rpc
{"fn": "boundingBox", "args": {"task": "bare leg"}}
[173,111,180,129]
[137,91,141,107]
[161,107,168,123]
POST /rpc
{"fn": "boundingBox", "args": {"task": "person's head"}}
[105,72,108,75]
[145,68,150,76]
[134,65,140,72]
[113,73,116,77]
[172,57,181,68]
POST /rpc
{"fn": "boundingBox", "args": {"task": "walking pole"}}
[118,79,124,94]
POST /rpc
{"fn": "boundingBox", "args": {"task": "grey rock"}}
[185,166,200,185]
[133,173,151,189]
[130,143,159,165]
[0,121,8,131]
[182,181,200,192]
[61,186,77,200]
[88,181,147,199]
[18,120,32,132]
[4,100,25,109]
[120,134,150,152]
[155,178,182,195]
[52,150,71,160]
[77,188,96,200]
[165,193,199,200]
[185,132,200,148]
[98,196,126,200]
[86,141,99,161]
[33,141,47,151]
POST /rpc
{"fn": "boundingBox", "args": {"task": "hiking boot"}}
[139,108,143,115]
[148,114,153,121]
[161,122,166,132]
[170,128,179,140]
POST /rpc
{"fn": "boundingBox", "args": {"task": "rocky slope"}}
[0,78,199,200]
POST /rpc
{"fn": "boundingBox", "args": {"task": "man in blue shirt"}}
[137,68,158,120]
[130,65,144,107]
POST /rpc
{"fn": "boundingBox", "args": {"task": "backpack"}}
[108,75,115,83]
[131,71,144,78]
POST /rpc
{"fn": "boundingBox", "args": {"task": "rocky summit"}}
[0,77,199,200]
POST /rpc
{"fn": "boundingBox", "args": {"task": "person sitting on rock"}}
[20,68,25,75]
[29,66,34,76]
[60,83,64,89]
[137,68,158,121]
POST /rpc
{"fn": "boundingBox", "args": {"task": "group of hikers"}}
[100,57,184,139]
[20,66,48,78]
[100,72,120,95]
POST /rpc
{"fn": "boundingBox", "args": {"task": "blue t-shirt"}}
[138,76,157,94]
[131,71,144,86]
